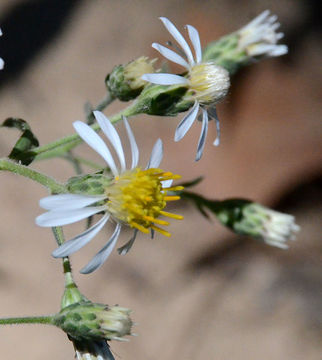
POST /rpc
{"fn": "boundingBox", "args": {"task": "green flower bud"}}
[134,82,193,117]
[214,199,300,249]
[66,173,112,196]
[54,301,133,342]
[106,57,156,101]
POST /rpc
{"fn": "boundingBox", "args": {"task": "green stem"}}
[65,151,83,174]
[85,92,115,125]
[95,92,115,112]
[0,315,54,326]
[51,227,85,308]
[66,156,102,170]
[33,102,139,161]
[0,158,66,193]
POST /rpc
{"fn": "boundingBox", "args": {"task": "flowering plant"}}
[0,10,299,360]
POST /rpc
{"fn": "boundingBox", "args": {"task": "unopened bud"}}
[106,57,156,101]
[214,199,300,249]
[53,302,133,342]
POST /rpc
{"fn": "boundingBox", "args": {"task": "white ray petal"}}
[80,223,122,274]
[195,108,209,161]
[117,229,138,255]
[0,58,4,70]
[52,214,110,257]
[174,101,199,141]
[161,179,173,188]
[208,107,221,146]
[159,17,195,65]
[147,138,163,169]
[269,45,288,56]
[93,111,126,172]
[141,73,188,85]
[35,206,106,227]
[73,121,118,176]
[152,42,189,69]
[39,194,106,211]
[123,116,139,169]
[186,25,202,63]
[247,10,270,28]
[249,44,276,56]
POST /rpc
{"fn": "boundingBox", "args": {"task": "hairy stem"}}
[0,315,54,326]
[0,158,66,193]
[33,102,139,161]
[51,227,85,308]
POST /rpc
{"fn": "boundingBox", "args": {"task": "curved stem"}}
[0,158,66,193]
[0,315,54,326]
[33,102,139,161]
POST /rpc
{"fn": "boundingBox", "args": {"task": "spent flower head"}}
[238,10,288,59]
[36,111,183,273]
[0,28,4,70]
[142,17,230,161]
[203,10,288,74]
[215,200,300,249]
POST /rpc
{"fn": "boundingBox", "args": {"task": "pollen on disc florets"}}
[188,62,230,105]
[105,168,183,236]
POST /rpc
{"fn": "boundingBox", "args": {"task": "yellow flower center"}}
[188,62,230,105]
[105,168,183,237]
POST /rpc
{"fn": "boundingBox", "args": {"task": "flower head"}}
[0,28,4,70]
[238,10,288,58]
[106,56,156,101]
[36,111,183,273]
[54,302,133,342]
[142,17,230,161]
[215,200,300,249]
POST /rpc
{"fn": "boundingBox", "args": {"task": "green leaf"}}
[1,118,39,165]
[179,176,204,188]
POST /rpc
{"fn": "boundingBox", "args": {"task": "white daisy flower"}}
[238,10,288,58]
[36,111,183,273]
[142,17,230,161]
[0,28,4,70]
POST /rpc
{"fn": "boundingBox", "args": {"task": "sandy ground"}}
[0,1,321,359]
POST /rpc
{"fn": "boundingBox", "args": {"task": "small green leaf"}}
[1,117,39,165]
[179,176,204,188]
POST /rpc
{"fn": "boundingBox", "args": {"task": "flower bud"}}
[53,301,133,342]
[214,199,300,249]
[106,57,156,101]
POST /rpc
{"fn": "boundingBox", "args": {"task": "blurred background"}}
[0,0,321,359]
